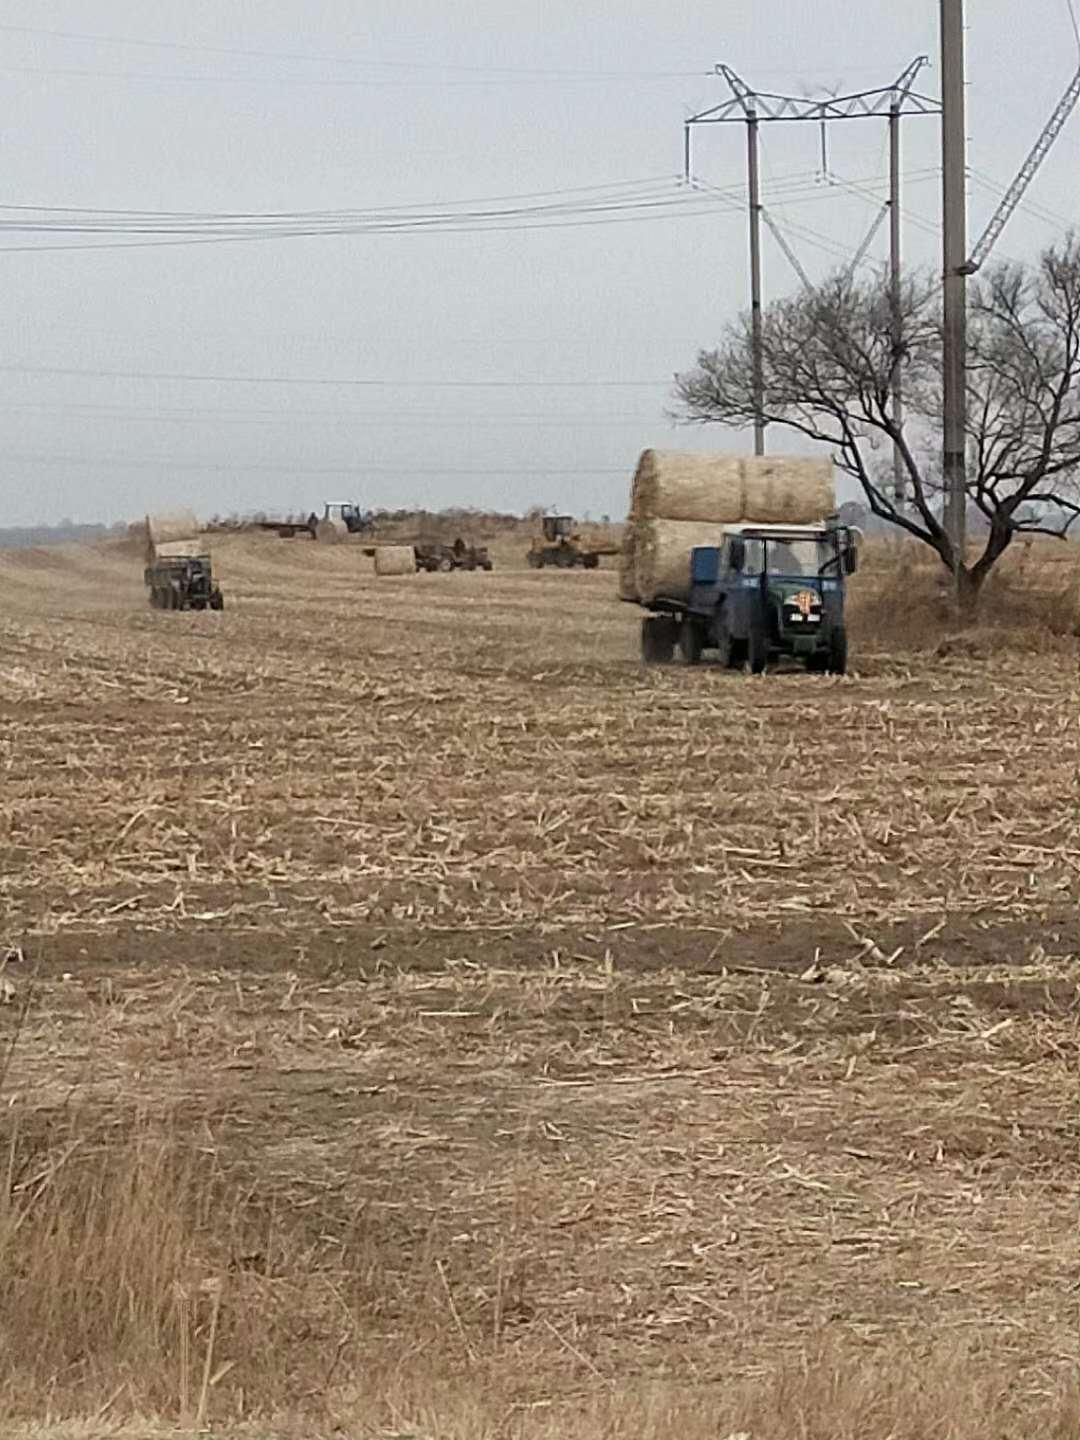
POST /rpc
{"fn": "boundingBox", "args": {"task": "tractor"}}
[323,502,372,534]
[638,522,858,673]
[526,514,617,570]
[145,552,224,611]
[414,538,494,572]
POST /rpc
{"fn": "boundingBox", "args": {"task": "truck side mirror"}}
[843,546,858,575]
[729,537,746,573]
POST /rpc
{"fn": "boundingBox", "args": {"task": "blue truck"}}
[639,520,859,672]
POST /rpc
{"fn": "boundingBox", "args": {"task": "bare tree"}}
[675,236,1080,612]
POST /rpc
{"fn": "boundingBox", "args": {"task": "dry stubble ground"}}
[0,532,1079,1437]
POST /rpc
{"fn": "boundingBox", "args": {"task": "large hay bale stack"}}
[635,519,727,605]
[374,545,417,576]
[619,451,835,604]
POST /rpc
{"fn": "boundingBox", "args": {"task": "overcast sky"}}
[3,0,1079,526]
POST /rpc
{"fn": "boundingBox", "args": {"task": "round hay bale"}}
[374,544,417,576]
[617,529,638,602]
[631,450,745,524]
[624,450,837,605]
[630,452,835,526]
[147,510,200,546]
[635,518,725,605]
[315,517,348,543]
[741,457,834,525]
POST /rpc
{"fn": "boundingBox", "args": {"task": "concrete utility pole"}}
[940,0,968,577]
[889,98,905,506]
[746,110,765,456]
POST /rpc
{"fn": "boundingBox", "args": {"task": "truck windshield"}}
[741,537,836,576]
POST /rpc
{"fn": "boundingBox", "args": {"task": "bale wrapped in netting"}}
[634,519,726,605]
[374,545,417,576]
[630,450,745,524]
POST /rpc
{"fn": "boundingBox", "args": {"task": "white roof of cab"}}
[721,522,832,537]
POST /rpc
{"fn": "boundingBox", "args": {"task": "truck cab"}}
[641,521,858,672]
[323,502,371,534]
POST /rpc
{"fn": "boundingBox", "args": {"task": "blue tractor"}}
[639,521,859,673]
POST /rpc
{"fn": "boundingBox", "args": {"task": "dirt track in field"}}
[1,534,1079,1419]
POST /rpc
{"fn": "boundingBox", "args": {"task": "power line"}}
[0,174,683,219]
[0,168,931,233]
[969,168,1074,235]
[0,59,706,89]
[0,451,634,475]
[0,185,741,252]
[0,362,667,388]
[0,402,666,429]
[0,169,946,257]
[0,22,703,80]
[1067,0,1080,57]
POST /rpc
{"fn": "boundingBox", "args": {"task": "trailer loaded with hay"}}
[143,512,224,612]
[620,451,858,673]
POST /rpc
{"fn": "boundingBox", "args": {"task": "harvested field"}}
[0,532,1079,1437]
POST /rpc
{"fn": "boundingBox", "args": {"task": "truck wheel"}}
[583,553,599,570]
[827,627,848,675]
[678,618,703,666]
[715,615,744,670]
[438,557,453,573]
[747,618,768,675]
[641,616,676,665]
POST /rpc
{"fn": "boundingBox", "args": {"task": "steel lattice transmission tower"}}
[683,60,940,486]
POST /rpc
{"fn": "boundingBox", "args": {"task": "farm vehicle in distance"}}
[414,538,494,572]
[255,502,373,540]
[527,515,619,570]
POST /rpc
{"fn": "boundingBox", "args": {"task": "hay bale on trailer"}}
[634,519,731,605]
[144,510,201,563]
[374,545,417,576]
[617,527,638,602]
[630,450,745,524]
[742,457,834,525]
[619,450,835,604]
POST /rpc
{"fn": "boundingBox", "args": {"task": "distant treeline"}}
[208,506,533,532]
[0,521,127,551]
